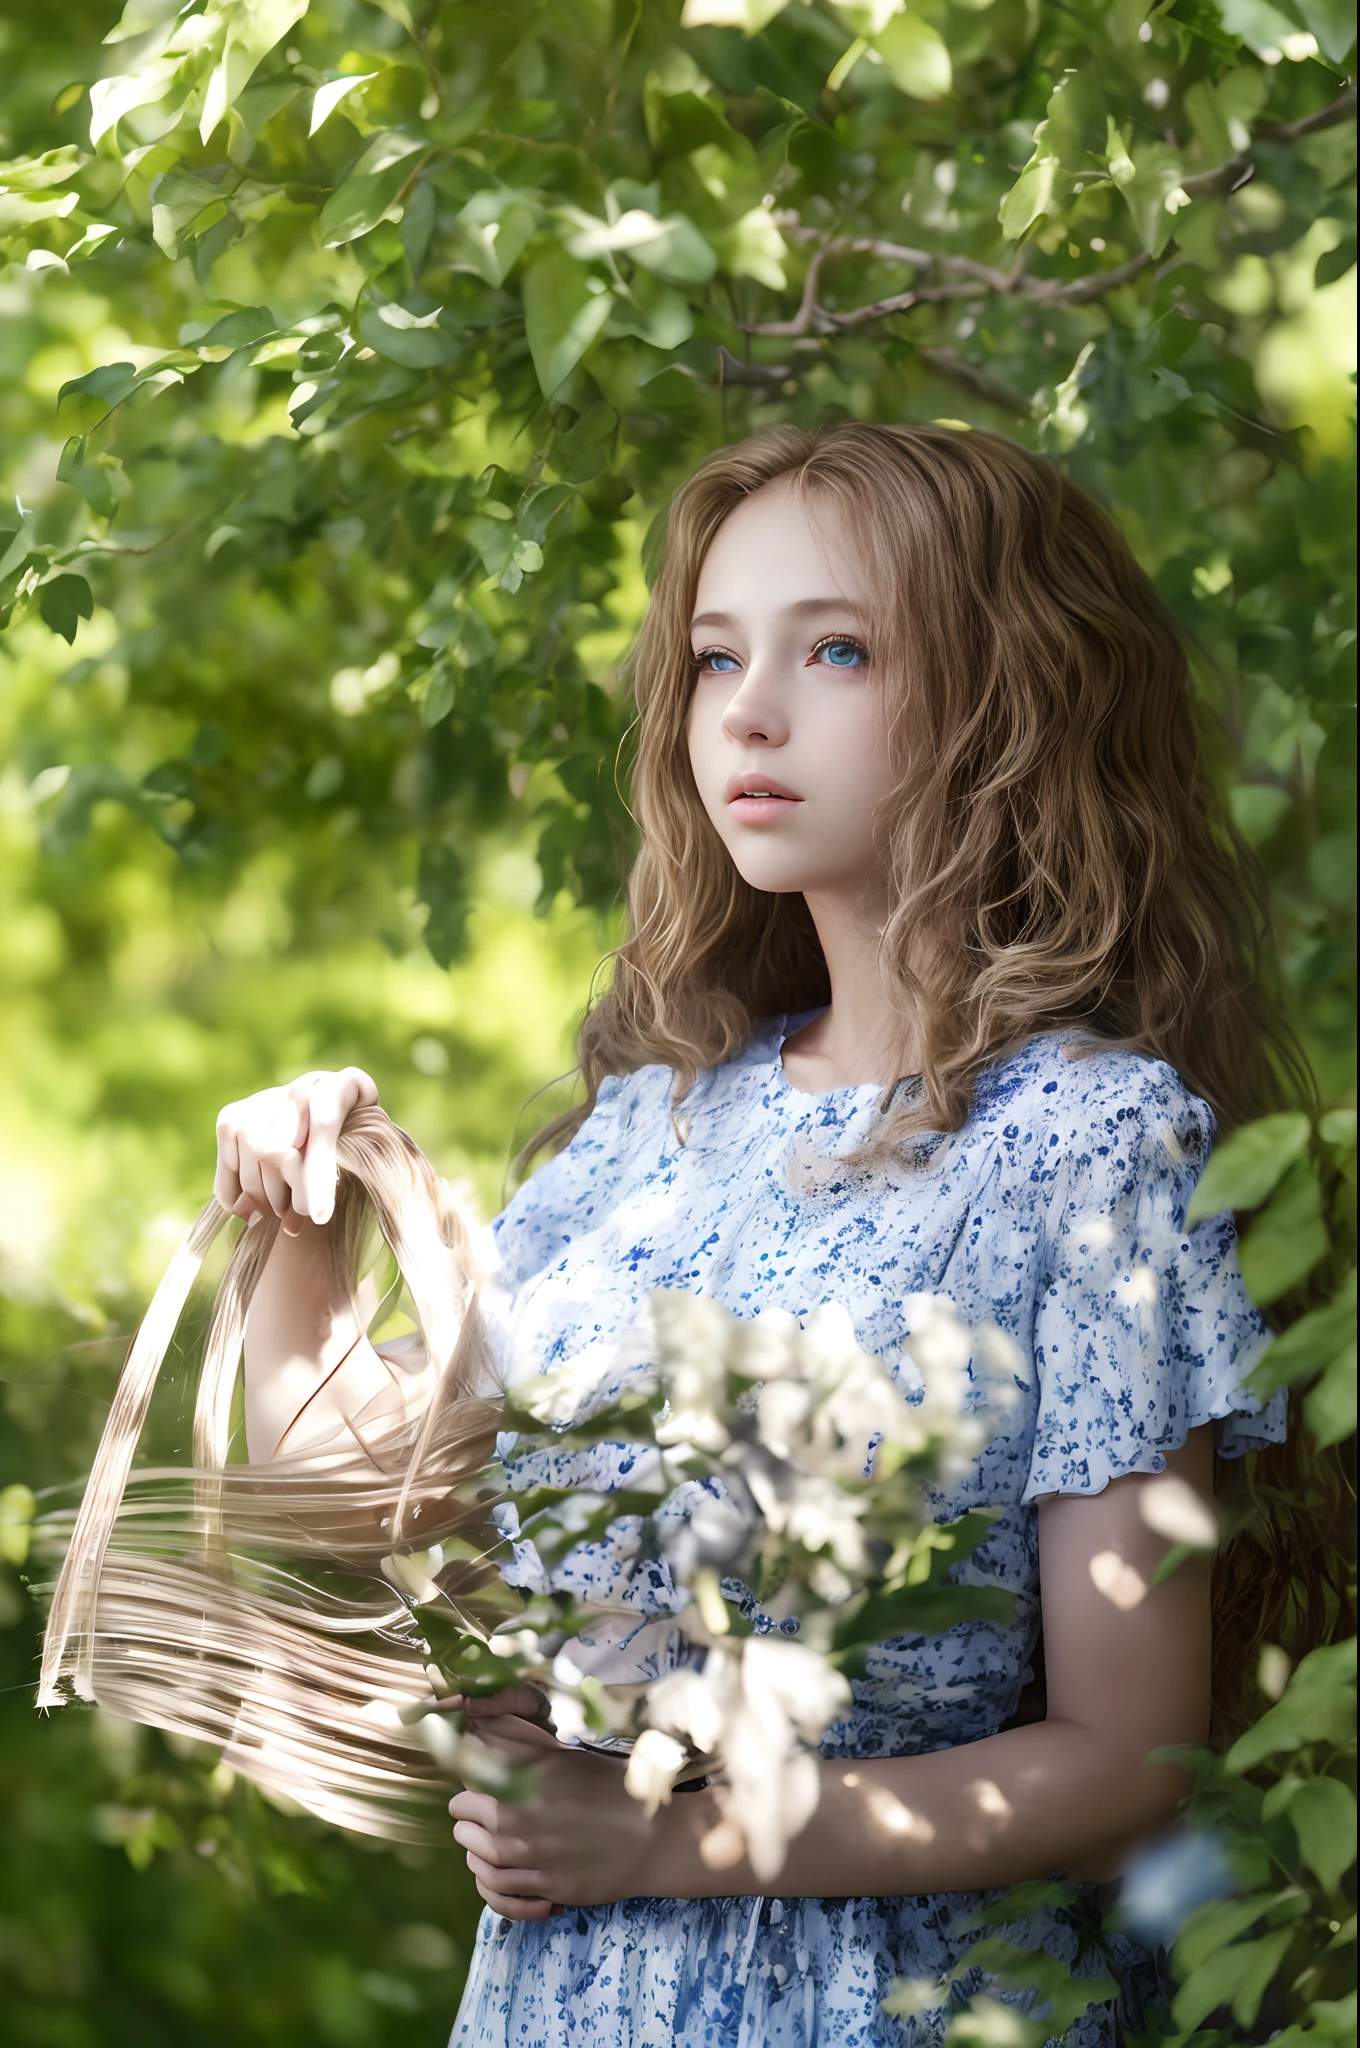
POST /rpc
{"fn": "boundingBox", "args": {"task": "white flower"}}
[511,1345,616,1424]
[624,1728,688,1816]
[741,1633,850,1745]
[651,1293,736,1452]
[646,1665,728,1756]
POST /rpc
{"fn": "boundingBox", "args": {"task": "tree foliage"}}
[0,0,1353,2040]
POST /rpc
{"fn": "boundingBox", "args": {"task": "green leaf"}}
[417,1612,520,1698]
[317,157,413,248]
[521,246,614,400]
[999,154,1063,241]
[199,306,279,352]
[1304,1344,1357,1447]
[1172,1928,1294,2032]
[358,300,459,369]
[644,86,735,155]
[1237,1158,1328,1305]
[629,214,717,286]
[1118,140,1190,259]
[1292,0,1358,63]
[872,13,952,99]
[1316,235,1357,289]
[1249,1272,1356,1398]
[1176,1891,1287,1974]
[1043,66,1108,167]
[943,1937,1117,2032]
[417,841,470,966]
[39,573,94,643]
[1218,0,1312,57]
[452,189,538,288]
[1226,1637,1357,1773]
[0,1483,36,1567]
[1285,1777,1357,1892]
[1186,1113,1312,1225]
[1319,1109,1357,1149]
[832,1583,1015,1673]
[608,278,694,349]
[149,166,227,260]
[55,360,142,426]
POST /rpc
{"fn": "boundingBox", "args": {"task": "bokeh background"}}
[0,0,1354,2040]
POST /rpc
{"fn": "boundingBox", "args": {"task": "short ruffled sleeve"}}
[490,1073,632,1292]
[1023,1057,1283,1503]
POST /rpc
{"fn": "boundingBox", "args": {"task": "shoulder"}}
[976,1034,1212,1144]
[972,1035,1214,1221]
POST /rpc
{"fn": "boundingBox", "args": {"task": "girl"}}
[215,424,1287,2046]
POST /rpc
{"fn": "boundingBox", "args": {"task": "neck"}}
[783,886,924,1092]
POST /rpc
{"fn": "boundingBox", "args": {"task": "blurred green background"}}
[0,0,1353,2039]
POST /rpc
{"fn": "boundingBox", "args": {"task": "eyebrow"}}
[690,597,868,631]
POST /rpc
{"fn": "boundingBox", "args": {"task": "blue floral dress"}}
[451,1021,1284,2048]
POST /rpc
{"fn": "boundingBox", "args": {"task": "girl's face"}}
[685,480,897,906]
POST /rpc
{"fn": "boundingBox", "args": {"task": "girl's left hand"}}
[447,1700,660,1920]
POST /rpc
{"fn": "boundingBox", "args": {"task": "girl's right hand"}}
[214,1068,379,1234]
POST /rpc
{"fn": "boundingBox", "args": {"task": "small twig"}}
[1050,248,1155,303]
[478,128,583,154]
[70,516,203,559]
[713,340,1029,416]
[1254,85,1356,145]
[1180,156,1256,201]
[747,219,1151,334]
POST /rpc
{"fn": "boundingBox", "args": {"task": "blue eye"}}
[696,649,742,674]
[811,636,868,669]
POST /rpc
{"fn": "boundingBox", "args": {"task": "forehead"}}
[693,480,866,614]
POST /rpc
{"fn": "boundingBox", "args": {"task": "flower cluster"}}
[391,1289,1019,1878]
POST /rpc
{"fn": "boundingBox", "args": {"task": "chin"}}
[725,851,823,896]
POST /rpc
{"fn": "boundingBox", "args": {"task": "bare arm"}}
[450,1429,1214,1913]
[215,1068,403,1463]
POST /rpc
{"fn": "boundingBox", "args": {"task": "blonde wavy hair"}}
[545,420,1323,1734]
[541,422,1293,1158]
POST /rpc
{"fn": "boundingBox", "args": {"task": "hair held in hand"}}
[36,1109,505,1844]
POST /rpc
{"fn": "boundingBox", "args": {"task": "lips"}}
[723,772,802,806]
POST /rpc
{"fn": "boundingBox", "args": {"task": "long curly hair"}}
[536,420,1333,1736]
[553,422,1296,1148]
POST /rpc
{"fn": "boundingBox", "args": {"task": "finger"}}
[449,1790,502,1829]
[214,1112,244,1213]
[235,1144,270,1218]
[258,1158,294,1220]
[297,1076,363,1226]
[452,1820,532,1867]
[475,1880,553,1922]
[465,1853,549,1898]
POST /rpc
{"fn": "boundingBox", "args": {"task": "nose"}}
[719,660,789,747]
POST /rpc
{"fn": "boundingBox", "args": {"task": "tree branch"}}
[747,218,1151,336]
[713,341,1029,416]
[1255,84,1356,145]
[748,84,1355,340]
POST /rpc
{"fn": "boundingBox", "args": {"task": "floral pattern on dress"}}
[452,1021,1283,2048]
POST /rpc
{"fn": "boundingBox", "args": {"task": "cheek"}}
[685,691,722,795]
[815,692,895,805]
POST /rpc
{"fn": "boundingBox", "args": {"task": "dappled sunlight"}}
[1089,1550,1148,1610]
